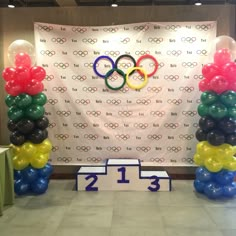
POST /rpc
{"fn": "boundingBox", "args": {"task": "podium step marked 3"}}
[76,159,172,191]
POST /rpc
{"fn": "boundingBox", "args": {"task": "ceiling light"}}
[111,0,118,7]
[194,1,202,6]
[8,0,15,8]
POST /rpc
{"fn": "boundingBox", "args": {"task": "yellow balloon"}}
[21,142,37,158]
[13,155,30,170]
[223,158,236,171]
[30,153,49,169]
[216,143,234,159]
[11,144,22,156]
[194,153,204,166]
[35,139,52,154]
[204,157,223,172]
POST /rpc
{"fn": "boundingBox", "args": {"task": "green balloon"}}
[25,104,45,120]
[8,106,24,122]
[5,95,16,107]
[200,91,218,105]
[32,93,47,106]
[220,90,236,107]
[209,103,228,119]
[227,106,236,119]
[197,104,209,117]
[15,93,32,109]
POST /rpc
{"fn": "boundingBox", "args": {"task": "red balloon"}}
[228,80,236,92]
[202,63,221,80]
[222,62,236,81]
[214,49,232,67]
[5,80,24,96]
[25,79,44,95]
[30,66,46,81]
[2,67,16,81]
[15,66,31,85]
[209,75,229,94]
[199,79,210,92]
[14,53,32,68]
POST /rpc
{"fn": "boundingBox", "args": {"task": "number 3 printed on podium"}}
[148,176,160,192]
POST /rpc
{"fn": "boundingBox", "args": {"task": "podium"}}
[77,159,171,192]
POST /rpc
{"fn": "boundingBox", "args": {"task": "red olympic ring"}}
[136,54,158,77]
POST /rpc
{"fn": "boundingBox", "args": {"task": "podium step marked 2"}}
[76,159,172,191]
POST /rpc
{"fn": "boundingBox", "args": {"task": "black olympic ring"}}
[40,50,56,57]
[148,37,163,43]
[120,38,130,44]
[87,157,102,163]
[52,146,59,152]
[182,62,197,68]
[51,37,66,44]
[57,157,72,163]
[84,134,98,140]
[56,111,71,117]
[106,99,121,105]
[164,75,179,81]
[105,51,120,57]
[136,99,151,105]
[165,25,181,31]
[76,146,91,152]
[147,87,162,93]
[182,157,194,164]
[133,25,149,31]
[48,123,56,128]
[136,147,151,152]
[72,75,87,81]
[55,134,69,140]
[47,99,58,105]
[103,27,118,33]
[118,111,133,117]
[147,134,162,140]
[150,111,165,117]
[52,87,67,93]
[167,50,182,56]
[45,75,54,81]
[75,99,90,105]
[115,54,136,74]
[72,27,87,33]
[182,111,197,117]
[181,37,196,43]
[82,38,97,44]
[167,146,182,152]
[73,51,88,57]
[38,25,53,31]
[107,146,121,152]
[115,134,130,140]
[195,24,211,31]
[179,134,194,140]
[164,123,179,129]
[54,62,69,69]
[86,111,101,117]
[82,87,97,93]
[134,123,148,129]
[150,158,165,162]
[73,123,88,129]
[104,123,119,129]
[167,99,182,105]
[179,87,194,93]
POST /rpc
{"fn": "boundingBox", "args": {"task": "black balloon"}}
[226,133,236,146]
[10,131,25,146]
[7,120,18,132]
[42,129,48,139]
[35,116,49,129]
[199,116,216,132]
[28,129,46,144]
[218,117,236,134]
[17,119,35,134]
[195,128,207,141]
[207,129,225,146]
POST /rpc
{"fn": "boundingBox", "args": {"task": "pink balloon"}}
[222,62,236,81]
[2,67,16,81]
[202,63,221,80]
[209,75,229,94]
[5,80,24,96]
[14,53,32,68]
[25,79,44,95]
[15,66,31,85]
[214,48,232,67]
[30,66,46,81]
[228,80,236,91]
[199,79,210,92]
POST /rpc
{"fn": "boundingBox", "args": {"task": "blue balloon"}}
[214,169,235,185]
[31,178,49,194]
[194,179,206,193]
[14,179,30,195]
[196,167,213,182]
[223,183,236,198]
[21,166,38,183]
[14,170,22,180]
[38,163,53,179]
[204,182,223,199]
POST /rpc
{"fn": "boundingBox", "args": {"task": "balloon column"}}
[2,40,53,195]
[194,36,236,199]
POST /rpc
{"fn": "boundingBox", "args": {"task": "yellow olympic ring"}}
[126,67,148,90]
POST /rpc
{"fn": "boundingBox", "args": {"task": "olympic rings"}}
[136,54,158,77]
[126,67,148,90]
[115,54,136,75]
[93,55,115,78]
[105,68,126,90]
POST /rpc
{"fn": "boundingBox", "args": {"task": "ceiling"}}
[0,0,235,8]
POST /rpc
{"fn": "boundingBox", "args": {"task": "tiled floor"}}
[1,180,236,236]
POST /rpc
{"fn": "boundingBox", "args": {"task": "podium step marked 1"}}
[76,159,172,192]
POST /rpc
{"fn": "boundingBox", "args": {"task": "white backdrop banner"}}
[34,21,216,166]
